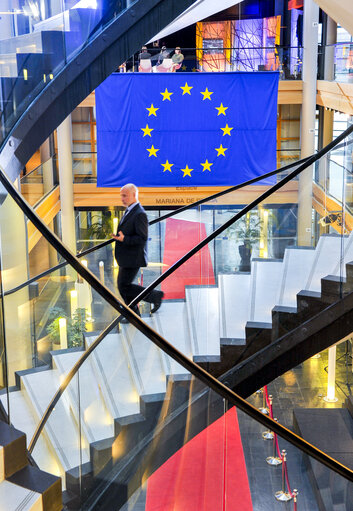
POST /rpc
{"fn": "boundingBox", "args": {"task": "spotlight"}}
[318,211,342,227]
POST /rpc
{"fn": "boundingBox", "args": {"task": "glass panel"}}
[1,140,353,507]
[73,152,97,183]
[0,0,136,146]
[34,317,353,509]
[20,155,58,206]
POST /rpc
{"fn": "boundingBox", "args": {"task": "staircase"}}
[0,419,61,510]
[2,231,353,507]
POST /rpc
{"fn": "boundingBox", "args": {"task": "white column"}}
[57,116,76,253]
[0,194,31,386]
[298,0,319,246]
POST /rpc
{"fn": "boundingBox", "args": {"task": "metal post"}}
[275,450,292,501]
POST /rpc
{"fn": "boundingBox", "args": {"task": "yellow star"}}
[192,67,197,72]
[181,165,193,177]
[215,103,228,116]
[161,160,173,172]
[141,124,154,137]
[160,88,173,101]
[182,65,187,71]
[201,159,213,172]
[200,88,213,100]
[147,145,159,157]
[221,124,233,136]
[215,144,228,157]
[146,104,159,116]
[180,82,193,95]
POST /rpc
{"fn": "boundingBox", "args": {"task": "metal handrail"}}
[1,122,347,480]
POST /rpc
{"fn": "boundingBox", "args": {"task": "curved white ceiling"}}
[314,0,353,36]
[148,0,243,43]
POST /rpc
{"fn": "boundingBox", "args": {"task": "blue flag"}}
[96,72,279,187]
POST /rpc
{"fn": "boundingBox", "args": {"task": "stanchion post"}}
[293,489,298,511]
[262,395,274,439]
[266,419,282,466]
[259,387,269,414]
[275,450,292,502]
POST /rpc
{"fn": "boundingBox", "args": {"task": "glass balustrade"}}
[0,0,136,147]
[1,118,353,509]
[20,154,58,206]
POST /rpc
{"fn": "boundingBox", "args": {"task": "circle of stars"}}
[141,82,234,178]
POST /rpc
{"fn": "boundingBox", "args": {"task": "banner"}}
[96,72,279,187]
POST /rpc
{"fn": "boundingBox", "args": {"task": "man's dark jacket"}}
[114,203,148,268]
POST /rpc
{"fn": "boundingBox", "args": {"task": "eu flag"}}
[96,72,279,187]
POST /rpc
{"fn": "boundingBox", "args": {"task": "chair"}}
[138,59,152,72]
[156,58,173,72]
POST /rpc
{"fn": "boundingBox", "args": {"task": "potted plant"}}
[46,307,87,349]
[227,212,263,272]
[86,211,116,262]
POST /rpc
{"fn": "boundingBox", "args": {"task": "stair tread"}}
[0,479,40,510]
[186,287,220,358]
[21,370,90,471]
[219,273,249,340]
[277,247,316,308]
[86,334,140,419]
[52,351,115,443]
[123,324,167,396]
[0,391,62,480]
[151,302,191,375]
[305,235,345,292]
[249,259,283,323]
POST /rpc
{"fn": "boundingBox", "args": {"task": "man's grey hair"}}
[122,183,138,198]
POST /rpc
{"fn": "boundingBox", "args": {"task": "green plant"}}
[227,211,263,248]
[87,213,114,240]
[46,306,87,348]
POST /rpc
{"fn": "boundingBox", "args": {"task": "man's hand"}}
[113,230,124,242]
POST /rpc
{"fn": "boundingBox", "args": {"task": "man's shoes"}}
[151,292,164,314]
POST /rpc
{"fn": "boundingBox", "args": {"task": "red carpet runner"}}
[161,218,215,299]
[145,407,253,510]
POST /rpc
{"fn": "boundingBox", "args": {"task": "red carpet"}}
[145,408,253,511]
[161,218,215,299]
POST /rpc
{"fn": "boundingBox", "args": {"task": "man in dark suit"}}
[112,183,163,316]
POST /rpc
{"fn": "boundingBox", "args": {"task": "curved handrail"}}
[5,123,349,479]
[5,155,306,298]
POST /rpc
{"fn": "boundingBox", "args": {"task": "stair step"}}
[0,391,62,480]
[20,370,90,473]
[52,350,115,444]
[85,334,140,419]
[0,479,41,510]
[249,259,283,323]
[8,464,62,511]
[186,287,220,361]
[219,273,250,342]
[150,302,191,375]
[0,420,27,480]
[123,323,167,396]
[305,234,343,292]
[276,247,315,308]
